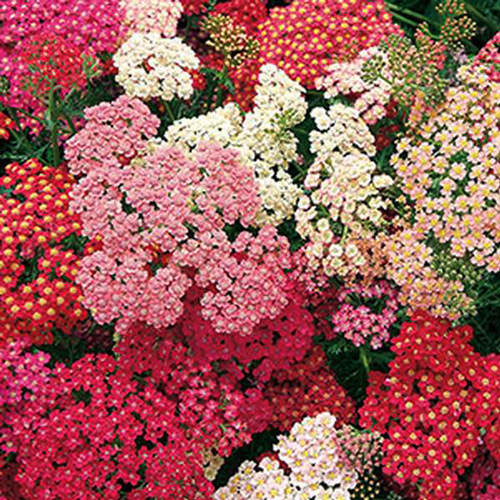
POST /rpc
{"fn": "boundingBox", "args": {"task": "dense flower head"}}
[114,33,199,101]
[0,159,87,344]
[296,104,393,282]
[65,94,161,178]
[201,14,260,68]
[2,353,215,499]
[255,0,401,87]
[359,312,500,500]
[0,0,125,52]
[262,345,356,432]
[392,63,500,272]
[468,451,500,500]
[114,323,253,457]
[120,0,183,37]
[331,280,399,349]
[215,413,359,499]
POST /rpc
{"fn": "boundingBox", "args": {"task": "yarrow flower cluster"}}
[359,312,500,500]
[388,63,500,318]
[201,14,259,68]
[114,33,199,102]
[0,159,87,344]
[216,412,359,499]
[331,280,400,349]
[255,0,401,87]
[296,104,393,282]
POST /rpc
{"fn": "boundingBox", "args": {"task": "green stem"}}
[388,10,420,28]
[164,100,175,123]
[360,346,370,375]
[464,2,500,33]
[48,87,61,165]
[340,224,348,245]
[386,2,434,24]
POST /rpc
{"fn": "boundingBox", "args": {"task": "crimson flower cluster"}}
[359,311,500,500]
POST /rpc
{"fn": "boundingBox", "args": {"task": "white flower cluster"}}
[215,413,357,500]
[121,0,183,37]
[163,64,307,226]
[316,47,392,125]
[163,103,243,151]
[296,104,393,278]
[114,33,199,101]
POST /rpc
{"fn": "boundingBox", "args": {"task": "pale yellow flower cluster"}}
[296,104,393,279]
[215,413,357,500]
[114,32,199,101]
[163,64,307,226]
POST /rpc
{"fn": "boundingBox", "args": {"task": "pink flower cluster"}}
[67,96,291,335]
[0,0,125,53]
[330,280,400,349]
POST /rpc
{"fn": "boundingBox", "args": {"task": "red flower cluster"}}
[17,34,99,99]
[256,0,401,87]
[0,159,87,344]
[114,323,253,457]
[0,111,14,140]
[180,285,316,383]
[3,353,214,500]
[359,312,500,500]
[263,345,356,431]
